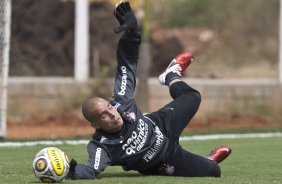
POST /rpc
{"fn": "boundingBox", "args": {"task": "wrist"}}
[66,159,77,180]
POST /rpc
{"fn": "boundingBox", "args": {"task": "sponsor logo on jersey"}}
[143,126,164,162]
[122,119,148,155]
[94,148,102,170]
[118,66,127,96]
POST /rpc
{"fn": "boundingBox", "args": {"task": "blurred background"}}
[1,0,281,139]
[10,0,278,78]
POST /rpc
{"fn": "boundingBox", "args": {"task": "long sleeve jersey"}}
[73,31,169,179]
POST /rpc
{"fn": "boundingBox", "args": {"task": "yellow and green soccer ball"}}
[32,147,70,183]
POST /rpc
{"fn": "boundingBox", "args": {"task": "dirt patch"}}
[7,111,94,139]
[6,111,282,139]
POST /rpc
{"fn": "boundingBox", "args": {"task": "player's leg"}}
[162,81,201,136]
[140,144,221,177]
[158,53,201,136]
[160,145,221,177]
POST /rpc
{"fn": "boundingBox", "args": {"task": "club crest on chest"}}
[122,112,136,123]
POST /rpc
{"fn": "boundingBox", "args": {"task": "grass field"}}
[0,136,281,184]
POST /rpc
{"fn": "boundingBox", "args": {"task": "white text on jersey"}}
[94,148,102,169]
[118,66,127,96]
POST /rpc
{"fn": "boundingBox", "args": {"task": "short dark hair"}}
[81,98,99,123]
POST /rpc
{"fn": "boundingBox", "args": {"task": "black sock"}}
[165,72,180,85]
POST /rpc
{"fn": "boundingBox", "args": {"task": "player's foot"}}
[159,52,194,85]
[206,146,232,164]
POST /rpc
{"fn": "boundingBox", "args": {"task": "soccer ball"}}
[32,147,70,183]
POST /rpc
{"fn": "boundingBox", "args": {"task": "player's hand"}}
[65,159,77,180]
[114,1,138,33]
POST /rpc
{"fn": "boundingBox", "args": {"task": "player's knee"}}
[183,88,201,100]
[193,90,201,106]
[186,90,201,108]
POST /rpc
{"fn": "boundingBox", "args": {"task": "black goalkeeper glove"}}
[113,1,138,33]
[65,159,77,180]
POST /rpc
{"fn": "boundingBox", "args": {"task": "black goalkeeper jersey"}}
[73,31,169,179]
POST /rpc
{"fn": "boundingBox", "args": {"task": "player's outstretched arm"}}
[112,1,141,106]
[113,1,138,34]
[66,142,111,180]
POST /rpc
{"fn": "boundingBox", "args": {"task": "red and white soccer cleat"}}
[206,146,232,164]
[159,52,194,85]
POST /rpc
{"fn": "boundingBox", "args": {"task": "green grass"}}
[1,137,282,184]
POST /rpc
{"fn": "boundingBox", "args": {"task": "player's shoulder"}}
[92,129,104,141]
[92,129,122,145]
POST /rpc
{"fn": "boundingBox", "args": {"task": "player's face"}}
[92,99,124,133]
